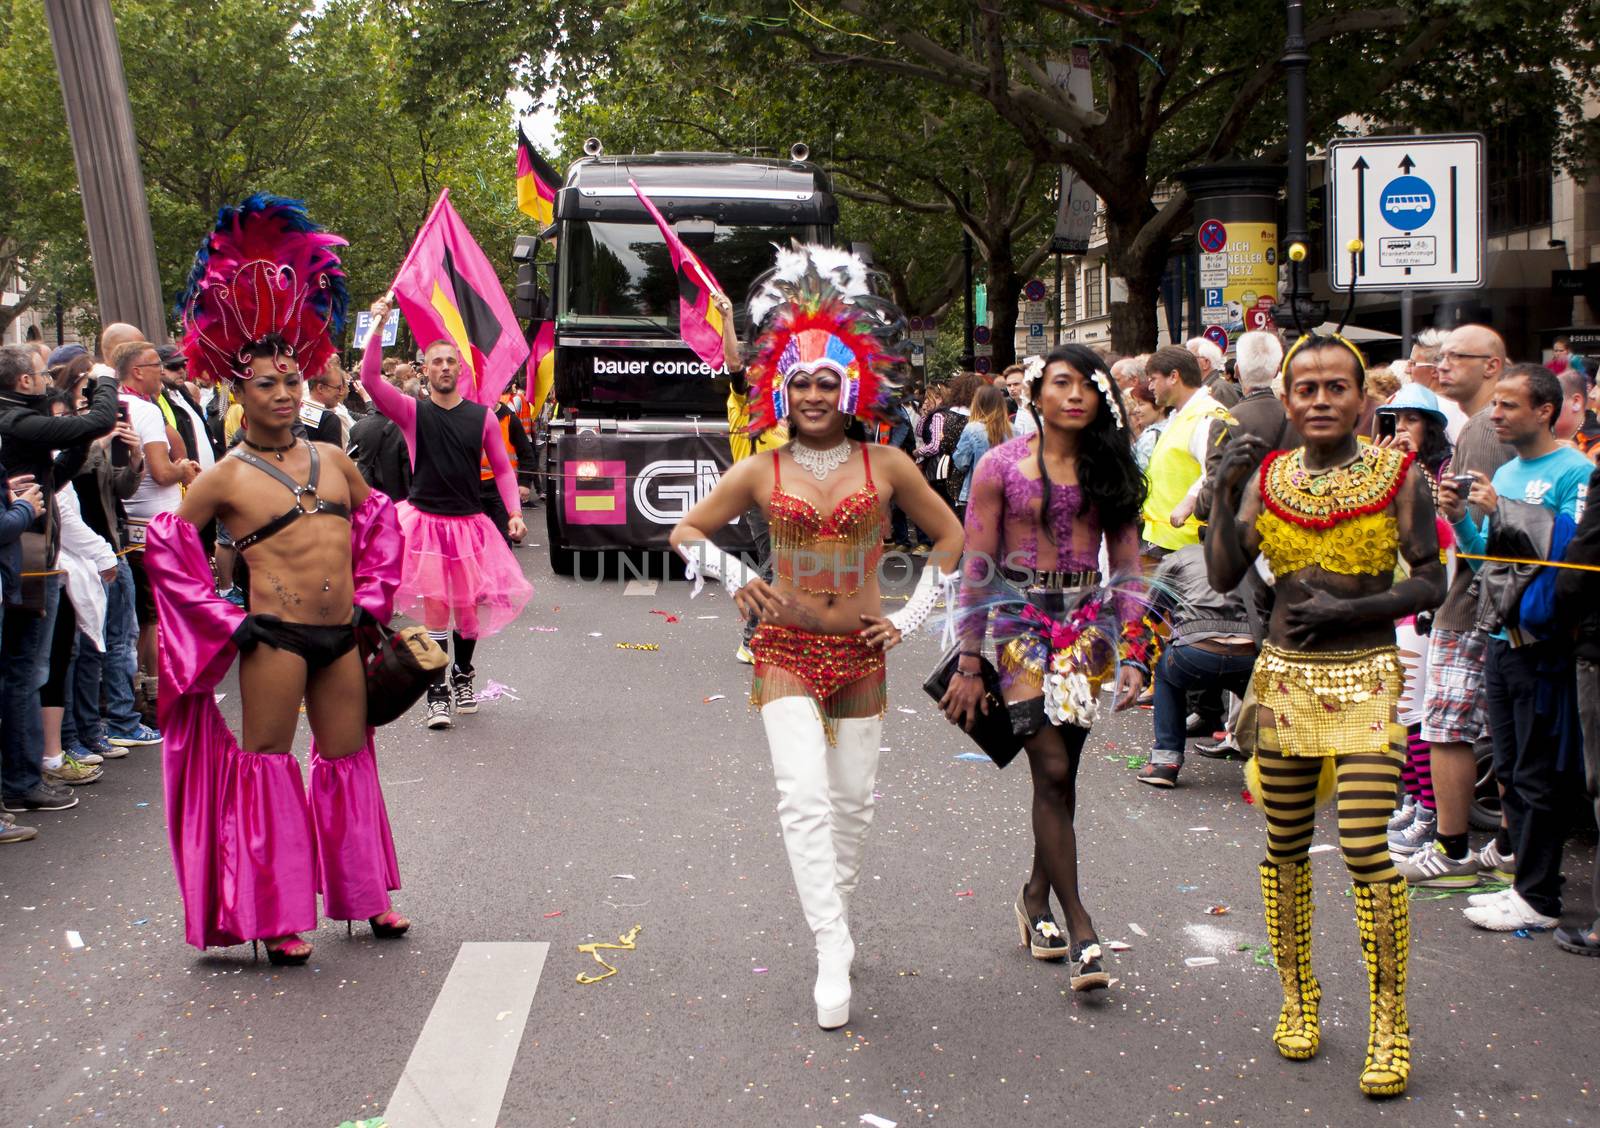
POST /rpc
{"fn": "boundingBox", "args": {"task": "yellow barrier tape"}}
[576,924,642,985]
[1457,552,1600,574]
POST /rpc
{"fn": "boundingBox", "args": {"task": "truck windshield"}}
[561,220,816,331]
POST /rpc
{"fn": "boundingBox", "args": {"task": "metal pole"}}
[44,0,168,343]
[1400,290,1414,357]
[1283,1,1310,323]
[1054,252,1063,346]
[54,291,64,346]
[962,181,975,367]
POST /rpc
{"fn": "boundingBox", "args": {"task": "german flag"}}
[393,189,529,404]
[516,124,559,227]
[528,319,555,413]
[629,178,729,371]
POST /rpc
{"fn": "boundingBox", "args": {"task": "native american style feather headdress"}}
[744,244,907,433]
[174,194,349,384]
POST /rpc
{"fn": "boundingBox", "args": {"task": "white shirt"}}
[168,390,214,471]
[120,394,182,521]
[55,483,115,649]
[1438,396,1469,445]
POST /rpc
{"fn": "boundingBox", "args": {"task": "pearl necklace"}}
[790,439,852,481]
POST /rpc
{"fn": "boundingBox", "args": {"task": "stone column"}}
[43,0,168,344]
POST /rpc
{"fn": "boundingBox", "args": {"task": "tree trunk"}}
[1109,271,1162,355]
[1102,205,1171,355]
[986,259,1022,371]
[0,278,43,339]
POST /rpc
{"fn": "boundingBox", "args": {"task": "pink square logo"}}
[564,459,627,525]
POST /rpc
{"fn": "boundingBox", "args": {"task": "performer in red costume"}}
[358,296,531,730]
[148,195,409,964]
[672,246,964,1030]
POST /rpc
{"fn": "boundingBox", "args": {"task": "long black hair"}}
[1028,344,1147,538]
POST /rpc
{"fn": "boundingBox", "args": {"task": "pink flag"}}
[392,189,529,404]
[628,179,729,370]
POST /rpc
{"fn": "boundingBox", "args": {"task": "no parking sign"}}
[1203,325,1229,352]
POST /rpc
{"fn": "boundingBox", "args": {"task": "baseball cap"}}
[156,344,186,369]
[46,343,88,368]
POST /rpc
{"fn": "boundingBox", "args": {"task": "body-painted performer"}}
[360,296,531,730]
[150,195,410,964]
[670,247,964,1030]
[939,345,1158,991]
[1205,333,1445,1097]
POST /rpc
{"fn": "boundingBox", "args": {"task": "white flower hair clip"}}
[1091,369,1125,430]
[1023,355,1045,384]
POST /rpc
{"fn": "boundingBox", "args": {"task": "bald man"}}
[99,322,144,363]
[1405,324,1516,883]
[1554,366,1589,445]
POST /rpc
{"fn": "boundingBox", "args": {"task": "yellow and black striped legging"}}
[1257,748,1402,883]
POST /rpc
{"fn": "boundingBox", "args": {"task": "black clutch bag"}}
[922,647,1023,769]
[356,615,450,727]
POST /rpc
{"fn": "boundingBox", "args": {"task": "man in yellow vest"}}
[1142,345,1233,558]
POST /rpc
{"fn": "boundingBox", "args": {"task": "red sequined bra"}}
[769,445,884,596]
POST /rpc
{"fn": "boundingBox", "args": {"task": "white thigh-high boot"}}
[828,716,884,930]
[762,696,853,1029]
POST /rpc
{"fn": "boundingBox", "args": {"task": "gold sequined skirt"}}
[1251,643,1403,759]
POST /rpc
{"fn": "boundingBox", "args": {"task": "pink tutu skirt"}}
[395,503,532,638]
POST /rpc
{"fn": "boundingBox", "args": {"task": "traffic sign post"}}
[1328,133,1484,291]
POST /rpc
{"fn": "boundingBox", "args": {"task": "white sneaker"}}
[1467,887,1514,908]
[1387,796,1418,833]
[1395,841,1481,888]
[1388,807,1437,856]
[1463,889,1558,932]
[1474,840,1517,882]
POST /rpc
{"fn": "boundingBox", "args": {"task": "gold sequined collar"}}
[1260,444,1413,531]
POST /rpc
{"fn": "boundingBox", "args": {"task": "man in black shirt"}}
[360,297,531,730]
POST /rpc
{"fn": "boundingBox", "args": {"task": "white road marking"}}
[383,942,548,1127]
[622,578,657,596]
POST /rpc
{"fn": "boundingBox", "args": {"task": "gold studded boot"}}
[1353,877,1411,1098]
[1259,859,1320,1060]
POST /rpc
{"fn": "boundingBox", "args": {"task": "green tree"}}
[407,0,1599,353]
[0,0,519,345]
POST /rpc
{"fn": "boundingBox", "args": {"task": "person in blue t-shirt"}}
[1440,363,1590,934]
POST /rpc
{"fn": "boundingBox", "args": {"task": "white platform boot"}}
[829,716,884,933]
[763,697,854,1029]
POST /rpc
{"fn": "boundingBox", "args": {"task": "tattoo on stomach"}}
[266,571,302,607]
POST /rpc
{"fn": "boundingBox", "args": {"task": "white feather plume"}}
[748,242,872,329]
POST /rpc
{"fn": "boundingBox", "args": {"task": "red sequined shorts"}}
[749,625,887,743]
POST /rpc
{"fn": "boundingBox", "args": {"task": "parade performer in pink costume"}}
[149,195,409,964]
[357,296,530,730]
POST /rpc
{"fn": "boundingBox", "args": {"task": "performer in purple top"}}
[941,345,1158,992]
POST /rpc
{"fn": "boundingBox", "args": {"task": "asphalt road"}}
[3,535,1598,1128]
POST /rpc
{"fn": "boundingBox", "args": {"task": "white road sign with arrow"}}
[1328,133,1484,291]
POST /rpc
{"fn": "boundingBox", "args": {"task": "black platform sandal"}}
[252,936,313,966]
[1069,940,1110,992]
[368,909,411,939]
[1014,888,1068,960]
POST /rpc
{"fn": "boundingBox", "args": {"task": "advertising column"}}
[1176,164,1285,354]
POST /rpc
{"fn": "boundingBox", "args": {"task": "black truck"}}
[521,148,837,574]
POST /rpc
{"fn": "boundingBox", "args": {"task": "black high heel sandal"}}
[252,936,313,966]
[366,910,410,939]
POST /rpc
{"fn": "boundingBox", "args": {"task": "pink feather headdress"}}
[174,194,349,383]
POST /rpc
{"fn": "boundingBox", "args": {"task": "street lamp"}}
[1283,1,1310,330]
